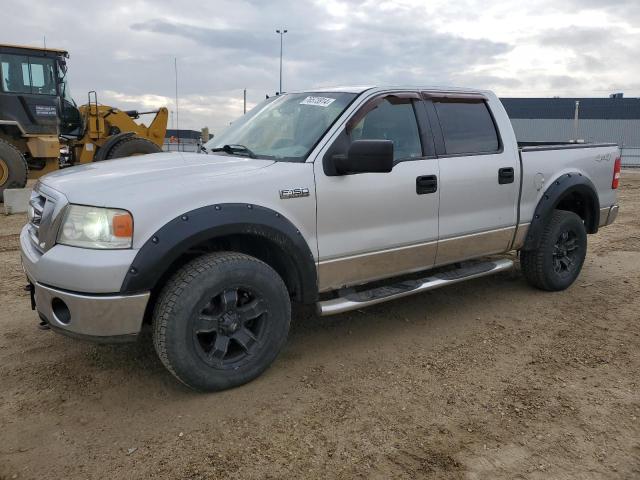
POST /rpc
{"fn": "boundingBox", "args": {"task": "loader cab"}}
[0,44,82,139]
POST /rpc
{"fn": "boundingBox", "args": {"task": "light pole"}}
[276,28,287,94]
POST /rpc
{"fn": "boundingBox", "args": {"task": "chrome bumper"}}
[31,281,149,341]
[599,205,620,228]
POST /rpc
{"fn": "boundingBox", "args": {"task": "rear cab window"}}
[432,99,501,155]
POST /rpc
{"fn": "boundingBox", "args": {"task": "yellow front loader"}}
[0,44,168,200]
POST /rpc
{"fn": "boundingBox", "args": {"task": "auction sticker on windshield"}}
[300,96,336,107]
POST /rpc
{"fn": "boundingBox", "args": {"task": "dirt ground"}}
[1,173,639,480]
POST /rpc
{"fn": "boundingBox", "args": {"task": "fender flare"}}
[523,172,600,251]
[93,132,135,161]
[120,203,318,303]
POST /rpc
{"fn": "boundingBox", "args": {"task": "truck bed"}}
[517,142,619,229]
[518,141,618,151]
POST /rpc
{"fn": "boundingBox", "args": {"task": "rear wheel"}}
[0,139,28,202]
[153,252,291,392]
[104,136,161,159]
[520,210,587,291]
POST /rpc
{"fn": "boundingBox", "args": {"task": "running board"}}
[317,258,514,316]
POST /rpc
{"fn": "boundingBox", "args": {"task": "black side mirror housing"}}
[333,139,394,175]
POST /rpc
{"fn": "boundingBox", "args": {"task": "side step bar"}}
[317,258,514,316]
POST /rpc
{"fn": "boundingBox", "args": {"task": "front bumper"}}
[20,224,150,342]
[32,281,149,341]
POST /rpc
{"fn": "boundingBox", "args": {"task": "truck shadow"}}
[58,268,530,396]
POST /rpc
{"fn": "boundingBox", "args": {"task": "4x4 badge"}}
[279,188,310,199]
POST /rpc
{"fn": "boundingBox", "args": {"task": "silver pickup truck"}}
[20,86,621,391]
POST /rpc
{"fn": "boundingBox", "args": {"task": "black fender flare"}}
[120,203,318,303]
[523,172,600,251]
[93,132,135,161]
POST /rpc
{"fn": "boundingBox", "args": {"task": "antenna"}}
[573,100,580,142]
[43,36,46,49]
[174,57,180,148]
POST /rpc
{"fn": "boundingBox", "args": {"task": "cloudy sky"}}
[4,0,640,132]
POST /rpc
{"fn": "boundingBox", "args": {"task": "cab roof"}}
[0,43,68,56]
[291,85,492,96]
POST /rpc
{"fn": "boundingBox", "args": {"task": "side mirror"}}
[333,139,394,175]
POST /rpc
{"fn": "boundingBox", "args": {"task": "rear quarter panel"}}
[519,145,619,224]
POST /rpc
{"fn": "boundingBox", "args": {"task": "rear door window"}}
[433,101,500,155]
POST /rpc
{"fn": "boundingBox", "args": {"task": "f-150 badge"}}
[279,188,309,199]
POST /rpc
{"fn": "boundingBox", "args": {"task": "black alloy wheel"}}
[192,287,267,369]
[552,229,580,278]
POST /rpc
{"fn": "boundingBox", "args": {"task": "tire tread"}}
[520,210,585,291]
[0,138,28,200]
[105,136,161,159]
[153,251,288,390]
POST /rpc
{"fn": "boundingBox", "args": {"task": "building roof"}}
[501,97,640,120]
[165,129,204,140]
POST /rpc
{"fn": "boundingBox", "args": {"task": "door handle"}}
[498,167,515,184]
[416,175,437,194]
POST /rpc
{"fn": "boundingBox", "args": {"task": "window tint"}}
[29,57,56,95]
[0,54,57,95]
[434,101,499,155]
[0,54,31,93]
[351,98,422,161]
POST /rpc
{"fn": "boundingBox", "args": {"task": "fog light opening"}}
[51,298,71,325]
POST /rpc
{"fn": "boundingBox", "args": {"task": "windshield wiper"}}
[209,144,257,159]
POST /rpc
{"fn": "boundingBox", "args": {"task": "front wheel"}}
[153,252,291,392]
[520,210,587,291]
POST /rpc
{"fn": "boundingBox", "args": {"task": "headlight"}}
[57,205,133,249]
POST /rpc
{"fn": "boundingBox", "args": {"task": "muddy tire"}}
[520,210,587,291]
[0,139,28,202]
[153,252,291,392]
[105,136,161,159]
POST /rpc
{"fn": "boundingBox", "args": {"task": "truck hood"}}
[40,152,275,203]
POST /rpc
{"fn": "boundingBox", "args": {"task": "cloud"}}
[130,12,511,90]
[538,27,610,48]
[101,90,248,131]
[3,0,640,131]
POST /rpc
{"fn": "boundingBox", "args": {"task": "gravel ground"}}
[1,172,639,479]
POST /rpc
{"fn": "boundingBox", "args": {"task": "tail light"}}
[612,157,621,189]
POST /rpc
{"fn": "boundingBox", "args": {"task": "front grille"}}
[29,194,45,225]
[26,185,64,253]
[28,192,47,251]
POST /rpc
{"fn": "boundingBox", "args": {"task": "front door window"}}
[350,98,423,161]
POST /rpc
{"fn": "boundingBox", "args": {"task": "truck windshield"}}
[203,92,357,161]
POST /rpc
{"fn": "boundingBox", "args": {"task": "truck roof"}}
[291,85,492,96]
